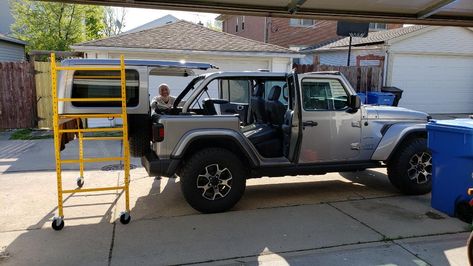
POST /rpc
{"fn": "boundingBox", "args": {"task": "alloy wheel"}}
[407,152,432,184]
[196,164,233,200]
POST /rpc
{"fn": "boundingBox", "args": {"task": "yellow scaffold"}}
[50,53,131,230]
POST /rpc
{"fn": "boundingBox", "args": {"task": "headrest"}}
[253,83,265,97]
[268,85,281,101]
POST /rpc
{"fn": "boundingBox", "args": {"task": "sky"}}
[121,7,219,31]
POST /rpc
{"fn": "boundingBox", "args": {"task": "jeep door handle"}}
[303,121,318,127]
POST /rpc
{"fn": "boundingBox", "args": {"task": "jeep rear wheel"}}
[387,138,432,195]
[180,148,246,213]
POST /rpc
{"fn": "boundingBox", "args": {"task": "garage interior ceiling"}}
[41,0,473,26]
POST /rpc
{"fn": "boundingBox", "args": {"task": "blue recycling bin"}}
[357,93,366,104]
[367,92,395,106]
[427,118,473,217]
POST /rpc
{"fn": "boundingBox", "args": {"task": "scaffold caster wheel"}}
[119,212,131,225]
[52,217,64,231]
[76,177,84,188]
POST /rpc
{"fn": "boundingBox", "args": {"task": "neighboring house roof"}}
[73,20,299,57]
[313,25,427,51]
[0,34,26,46]
[125,15,178,34]
[301,37,345,53]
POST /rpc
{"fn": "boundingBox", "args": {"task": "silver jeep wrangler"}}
[59,59,432,213]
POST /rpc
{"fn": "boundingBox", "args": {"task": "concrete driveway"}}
[0,139,470,265]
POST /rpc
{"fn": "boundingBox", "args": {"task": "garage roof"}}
[0,34,26,46]
[41,0,473,26]
[315,25,428,50]
[73,20,298,57]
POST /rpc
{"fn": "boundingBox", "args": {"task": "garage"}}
[391,54,473,113]
[314,26,473,114]
[387,26,473,114]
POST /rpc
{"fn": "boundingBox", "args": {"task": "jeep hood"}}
[364,105,429,121]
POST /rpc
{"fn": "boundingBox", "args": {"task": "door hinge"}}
[351,143,361,150]
[351,121,361,128]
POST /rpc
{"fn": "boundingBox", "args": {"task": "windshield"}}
[173,75,206,108]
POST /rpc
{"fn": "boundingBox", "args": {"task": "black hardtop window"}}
[71,69,139,107]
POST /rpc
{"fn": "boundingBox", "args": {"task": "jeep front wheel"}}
[387,138,432,195]
[180,148,246,213]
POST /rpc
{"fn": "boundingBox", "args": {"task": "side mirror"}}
[349,95,361,110]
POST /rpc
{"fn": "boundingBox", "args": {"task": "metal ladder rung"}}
[60,157,124,164]
[58,98,123,102]
[82,136,123,141]
[62,186,125,194]
[59,114,123,119]
[59,127,124,133]
[55,66,121,71]
[73,75,121,79]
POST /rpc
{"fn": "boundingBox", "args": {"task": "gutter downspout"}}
[264,17,270,43]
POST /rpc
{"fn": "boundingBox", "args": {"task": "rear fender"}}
[371,123,427,161]
[171,129,260,167]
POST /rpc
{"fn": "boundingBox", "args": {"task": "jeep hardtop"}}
[58,59,432,213]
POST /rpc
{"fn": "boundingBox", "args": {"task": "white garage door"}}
[390,54,473,114]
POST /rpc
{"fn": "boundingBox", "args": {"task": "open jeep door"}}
[284,71,303,163]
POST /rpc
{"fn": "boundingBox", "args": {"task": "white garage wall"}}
[106,52,290,101]
[389,27,473,54]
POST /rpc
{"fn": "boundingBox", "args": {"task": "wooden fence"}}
[34,62,53,128]
[0,62,37,129]
[293,64,383,92]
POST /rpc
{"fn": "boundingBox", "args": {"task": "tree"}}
[10,0,106,51]
[205,20,222,32]
[103,7,126,37]
[84,5,106,40]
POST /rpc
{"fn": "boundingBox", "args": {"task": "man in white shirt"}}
[151,83,176,111]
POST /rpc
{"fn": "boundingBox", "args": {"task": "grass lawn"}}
[9,128,123,140]
[9,129,53,140]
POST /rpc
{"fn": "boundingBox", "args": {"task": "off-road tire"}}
[180,148,246,213]
[129,129,150,157]
[387,138,432,195]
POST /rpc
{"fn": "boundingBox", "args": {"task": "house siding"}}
[222,16,265,42]
[319,49,385,66]
[220,16,402,48]
[389,26,473,54]
[0,40,25,62]
[267,19,339,48]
